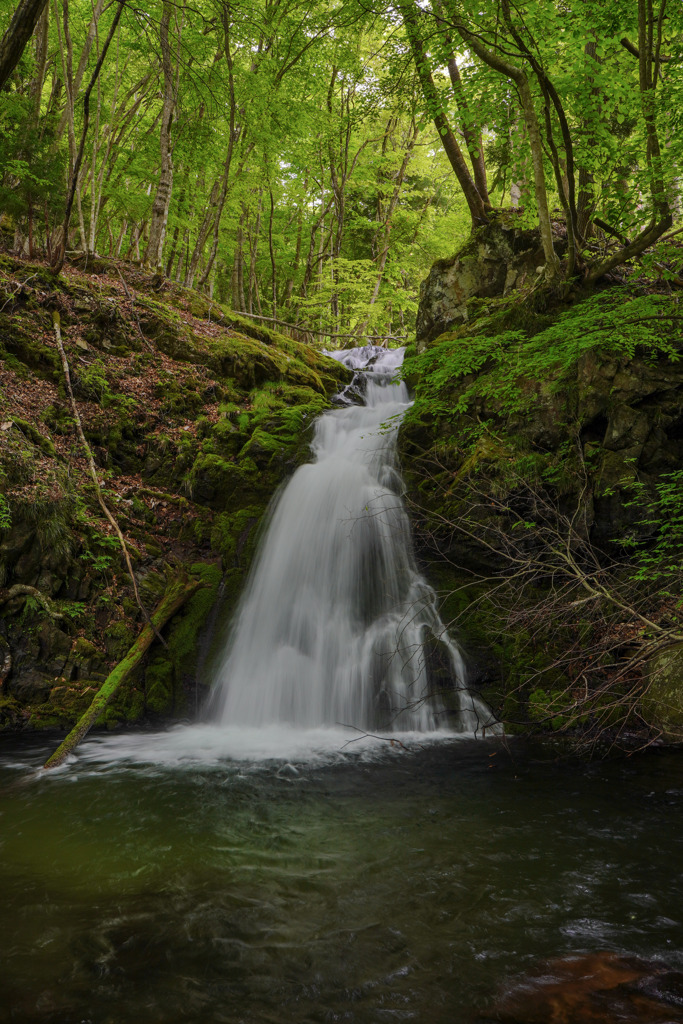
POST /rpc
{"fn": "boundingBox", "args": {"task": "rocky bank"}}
[401,223,683,748]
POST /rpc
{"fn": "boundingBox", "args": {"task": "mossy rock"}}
[188,452,256,506]
[0,693,22,728]
[142,562,222,717]
[7,418,56,457]
[642,643,683,741]
[211,506,264,567]
[104,620,137,660]
[144,657,175,714]
[0,322,60,379]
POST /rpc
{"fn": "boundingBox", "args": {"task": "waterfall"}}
[211,345,494,736]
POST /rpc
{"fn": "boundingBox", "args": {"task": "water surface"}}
[2,733,683,1023]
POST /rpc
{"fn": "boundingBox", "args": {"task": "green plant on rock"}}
[0,493,10,530]
[74,359,115,406]
[625,470,683,597]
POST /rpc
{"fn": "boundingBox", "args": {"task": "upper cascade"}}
[211,344,495,735]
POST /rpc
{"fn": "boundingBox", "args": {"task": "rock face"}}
[643,644,683,740]
[415,219,563,350]
[402,249,683,744]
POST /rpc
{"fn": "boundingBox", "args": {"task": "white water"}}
[211,345,495,739]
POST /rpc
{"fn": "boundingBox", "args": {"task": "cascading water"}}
[211,345,495,736]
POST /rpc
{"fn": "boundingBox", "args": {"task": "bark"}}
[52,1,124,272]
[233,211,246,310]
[500,0,579,272]
[586,0,672,282]
[0,0,49,91]
[400,0,489,228]
[446,57,489,206]
[452,16,560,277]
[281,198,303,307]
[55,0,106,140]
[145,3,176,270]
[196,5,241,288]
[268,187,277,322]
[43,576,202,769]
[29,3,49,119]
[577,41,599,238]
[432,0,490,205]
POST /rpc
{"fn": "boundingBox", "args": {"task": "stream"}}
[2,736,683,1022]
[2,346,683,1022]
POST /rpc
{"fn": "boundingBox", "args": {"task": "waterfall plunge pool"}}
[2,736,683,1023]
[3,346,683,1022]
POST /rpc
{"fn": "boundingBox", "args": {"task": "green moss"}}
[142,562,222,716]
[187,452,255,505]
[73,637,99,660]
[104,620,136,659]
[9,418,56,457]
[144,657,174,714]
[211,506,264,567]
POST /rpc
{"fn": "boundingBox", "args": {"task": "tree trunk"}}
[43,576,202,769]
[54,0,106,140]
[145,3,176,270]
[453,16,560,277]
[0,0,49,91]
[401,0,489,229]
[52,1,125,272]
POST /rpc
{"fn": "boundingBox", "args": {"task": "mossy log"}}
[43,576,201,769]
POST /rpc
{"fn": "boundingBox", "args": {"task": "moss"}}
[0,321,61,379]
[642,643,683,740]
[144,657,175,714]
[187,452,255,506]
[104,620,136,659]
[73,637,99,660]
[210,506,264,567]
[8,418,56,457]
[0,693,22,728]
[142,562,222,716]
[97,685,145,728]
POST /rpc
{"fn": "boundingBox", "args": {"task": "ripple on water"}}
[2,739,683,1024]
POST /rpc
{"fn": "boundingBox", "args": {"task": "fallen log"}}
[43,575,201,770]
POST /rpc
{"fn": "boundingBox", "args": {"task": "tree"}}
[0,0,48,91]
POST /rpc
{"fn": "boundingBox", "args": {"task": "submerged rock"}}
[479,952,683,1023]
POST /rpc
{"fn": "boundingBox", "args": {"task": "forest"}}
[1,0,680,341]
[4,3,683,1023]
[1,0,683,745]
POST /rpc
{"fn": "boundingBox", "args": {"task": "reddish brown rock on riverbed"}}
[479,952,683,1023]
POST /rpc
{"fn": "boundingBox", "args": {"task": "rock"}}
[415,219,564,350]
[479,952,683,1023]
[642,643,683,740]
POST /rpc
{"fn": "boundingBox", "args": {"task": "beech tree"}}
[394,0,680,282]
[0,0,680,336]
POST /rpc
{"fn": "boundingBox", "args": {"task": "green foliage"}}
[0,493,11,530]
[626,470,683,595]
[406,291,683,432]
